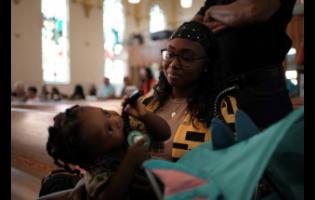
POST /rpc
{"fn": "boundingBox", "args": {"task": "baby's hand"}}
[125,139,150,168]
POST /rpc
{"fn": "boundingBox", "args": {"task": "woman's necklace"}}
[171,110,178,118]
[170,100,186,118]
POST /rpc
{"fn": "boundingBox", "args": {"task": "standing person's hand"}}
[192,13,227,33]
[194,0,281,33]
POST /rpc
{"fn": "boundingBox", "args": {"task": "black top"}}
[197,0,296,75]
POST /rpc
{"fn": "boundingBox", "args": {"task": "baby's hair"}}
[47,105,93,173]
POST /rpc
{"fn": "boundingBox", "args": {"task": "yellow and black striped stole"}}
[171,96,238,161]
[220,95,238,131]
[142,95,238,161]
[171,115,210,161]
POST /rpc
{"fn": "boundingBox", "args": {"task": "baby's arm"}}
[95,139,149,200]
[39,140,149,200]
[123,98,171,141]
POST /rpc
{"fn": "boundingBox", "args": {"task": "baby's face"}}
[76,106,125,155]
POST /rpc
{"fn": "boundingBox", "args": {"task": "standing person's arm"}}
[193,0,281,32]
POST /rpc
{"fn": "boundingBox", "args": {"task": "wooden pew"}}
[11,108,57,178]
[11,99,123,176]
[11,99,123,114]
[11,99,123,198]
[11,108,58,199]
[11,167,42,200]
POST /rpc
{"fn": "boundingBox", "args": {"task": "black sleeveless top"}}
[197,0,296,75]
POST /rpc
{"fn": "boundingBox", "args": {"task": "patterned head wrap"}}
[169,21,217,57]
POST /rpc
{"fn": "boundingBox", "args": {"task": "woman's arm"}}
[39,142,150,200]
[138,109,171,141]
[123,98,171,141]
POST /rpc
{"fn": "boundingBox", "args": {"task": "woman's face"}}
[76,106,125,155]
[162,38,208,88]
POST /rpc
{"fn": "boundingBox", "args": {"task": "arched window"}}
[41,0,69,83]
[149,4,166,33]
[103,0,126,95]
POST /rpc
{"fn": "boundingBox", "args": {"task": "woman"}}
[128,21,237,161]
[141,67,156,97]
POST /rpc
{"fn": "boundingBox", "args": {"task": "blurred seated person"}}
[121,76,137,97]
[50,87,63,101]
[70,84,86,100]
[39,84,50,101]
[85,84,98,101]
[11,81,27,102]
[26,86,40,103]
[97,77,116,100]
[88,84,97,96]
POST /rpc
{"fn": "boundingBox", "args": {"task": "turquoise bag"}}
[144,107,304,200]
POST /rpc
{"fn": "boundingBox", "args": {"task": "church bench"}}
[11,100,123,198]
[11,99,123,114]
[11,108,57,179]
[11,99,123,177]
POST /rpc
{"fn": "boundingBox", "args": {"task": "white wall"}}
[124,0,204,44]
[11,0,42,86]
[69,2,104,92]
[11,0,205,95]
[11,0,105,95]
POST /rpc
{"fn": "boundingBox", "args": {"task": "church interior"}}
[11,0,304,199]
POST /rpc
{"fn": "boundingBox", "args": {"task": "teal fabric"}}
[144,107,304,200]
[211,109,260,149]
[211,117,235,149]
[265,116,304,200]
[235,109,260,141]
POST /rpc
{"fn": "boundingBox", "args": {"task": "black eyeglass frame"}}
[160,48,208,66]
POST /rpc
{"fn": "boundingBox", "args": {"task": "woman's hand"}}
[122,95,148,120]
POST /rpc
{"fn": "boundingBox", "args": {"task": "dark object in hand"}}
[126,90,143,105]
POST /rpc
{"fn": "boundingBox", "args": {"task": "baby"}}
[39,98,170,200]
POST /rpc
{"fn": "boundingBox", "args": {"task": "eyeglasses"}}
[161,48,208,67]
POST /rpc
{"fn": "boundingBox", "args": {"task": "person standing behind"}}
[192,0,296,128]
[98,77,116,100]
[121,76,137,97]
[141,67,156,97]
